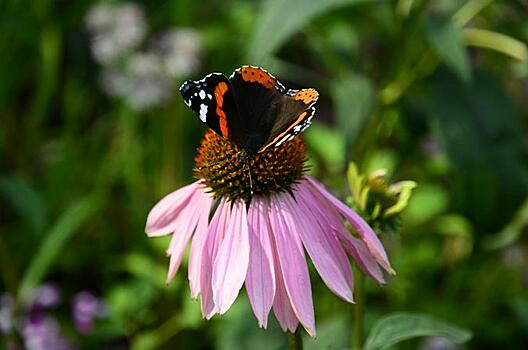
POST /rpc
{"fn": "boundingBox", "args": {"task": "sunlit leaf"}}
[364,313,472,350]
[463,28,528,61]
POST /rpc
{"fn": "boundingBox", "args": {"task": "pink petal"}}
[145,181,201,236]
[272,257,300,333]
[200,199,230,319]
[188,208,211,298]
[269,194,316,337]
[246,197,276,328]
[292,186,354,302]
[184,191,214,296]
[306,176,394,274]
[165,190,212,283]
[212,200,250,314]
[335,230,385,284]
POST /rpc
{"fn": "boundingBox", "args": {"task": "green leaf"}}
[403,184,448,226]
[364,313,472,350]
[426,17,471,82]
[0,176,47,233]
[304,122,345,171]
[247,0,376,61]
[17,195,102,301]
[332,74,375,150]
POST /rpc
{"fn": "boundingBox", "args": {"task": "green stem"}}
[352,270,365,350]
[288,329,304,350]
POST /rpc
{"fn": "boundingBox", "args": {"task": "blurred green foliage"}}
[1,0,528,349]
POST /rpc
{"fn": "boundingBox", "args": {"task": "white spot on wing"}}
[199,90,206,99]
[199,104,208,122]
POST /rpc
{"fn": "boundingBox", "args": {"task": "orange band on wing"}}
[293,88,319,104]
[259,111,308,153]
[214,82,229,137]
[239,66,275,89]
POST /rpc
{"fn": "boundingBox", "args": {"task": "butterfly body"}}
[180,66,318,156]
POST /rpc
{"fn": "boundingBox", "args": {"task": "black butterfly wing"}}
[229,66,317,154]
[179,73,244,145]
[258,88,319,152]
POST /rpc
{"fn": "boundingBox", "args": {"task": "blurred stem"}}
[463,28,528,61]
[131,313,181,350]
[30,23,61,133]
[352,269,365,350]
[288,330,304,350]
[453,0,494,27]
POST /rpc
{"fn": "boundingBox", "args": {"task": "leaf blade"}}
[17,195,102,301]
[364,312,472,350]
[247,0,377,61]
[426,17,471,82]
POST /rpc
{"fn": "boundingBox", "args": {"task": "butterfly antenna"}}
[244,152,254,196]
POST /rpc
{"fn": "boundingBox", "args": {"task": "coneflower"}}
[146,66,394,336]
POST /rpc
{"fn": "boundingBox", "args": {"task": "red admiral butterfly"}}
[180,65,318,155]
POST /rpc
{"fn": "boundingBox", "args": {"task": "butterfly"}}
[179,65,318,156]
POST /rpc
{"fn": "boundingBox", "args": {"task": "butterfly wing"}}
[179,73,245,145]
[229,66,318,154]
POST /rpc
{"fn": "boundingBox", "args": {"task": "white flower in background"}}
[0,293,15,334]
[85,2,147,64]
[152,28,202,78]
[101,53,172,111]
[86,2,203,111]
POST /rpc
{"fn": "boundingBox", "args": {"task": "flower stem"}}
[288,329,304,350]
[352,270,365,350]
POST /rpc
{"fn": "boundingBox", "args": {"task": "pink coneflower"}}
[146,130,394,336]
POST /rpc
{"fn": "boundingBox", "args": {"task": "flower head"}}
[347,162,416,233]
[85,2,147,64]
[72,291,106,335]
[146,130,394,335]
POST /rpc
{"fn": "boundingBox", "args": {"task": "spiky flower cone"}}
[194,130,308,203]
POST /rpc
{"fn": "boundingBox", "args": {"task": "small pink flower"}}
[146,131,394,336]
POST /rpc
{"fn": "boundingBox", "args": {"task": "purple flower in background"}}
[31,283,62,310]
[21,316,75,350]
[72,291,106,335]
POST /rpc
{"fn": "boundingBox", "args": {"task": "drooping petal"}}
[187,192,215,297]
[306,176,394,274]
[212,200,250,314]
[292,186,354,302]
[165,190,212,283]
[200,199,230,319]
[246,197,276,328]
[335,230,385,284]
[272,259,300,333]
[145,181,201,236]
[269,194,316,336]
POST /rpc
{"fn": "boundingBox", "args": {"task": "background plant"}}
[1,0,527,349]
